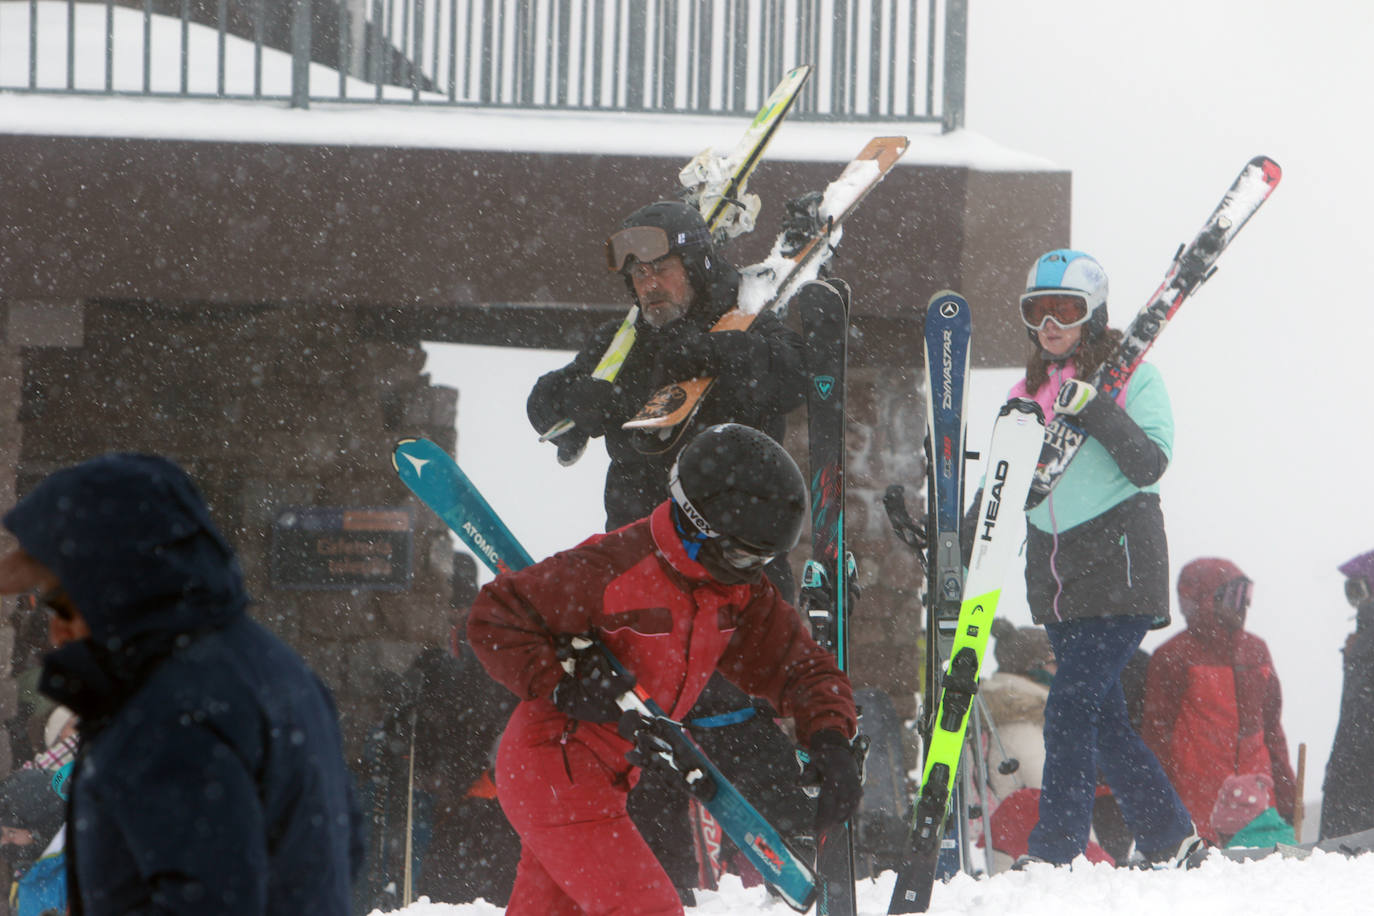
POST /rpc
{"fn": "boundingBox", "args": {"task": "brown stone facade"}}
[0,131,1067,766]
[0,300,461,760]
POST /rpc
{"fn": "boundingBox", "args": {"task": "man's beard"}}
[642,296,689,328]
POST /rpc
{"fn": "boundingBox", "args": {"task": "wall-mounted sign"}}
[270,506,413,591]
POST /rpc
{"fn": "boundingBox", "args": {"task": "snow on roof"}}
[0,0,1058,172]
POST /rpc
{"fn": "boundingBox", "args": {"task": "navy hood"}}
[4,454,247,644]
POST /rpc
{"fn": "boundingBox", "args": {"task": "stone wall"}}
[5,301,457,760]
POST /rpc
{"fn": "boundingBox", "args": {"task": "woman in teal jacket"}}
[1011,250,1199,868]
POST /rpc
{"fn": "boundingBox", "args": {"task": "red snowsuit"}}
[467,501,856,916]
[1141,568,1296,844]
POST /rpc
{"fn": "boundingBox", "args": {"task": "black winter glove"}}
[656,328,759,385]
[621,712,717,801]
[561,376,618,438]
[653,321,714,383]
[802,729,864,832]
[551,635,636,723]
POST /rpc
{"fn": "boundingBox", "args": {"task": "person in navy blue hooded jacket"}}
[0,454,363,916]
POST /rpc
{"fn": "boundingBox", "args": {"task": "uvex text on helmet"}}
[668,424,807,554]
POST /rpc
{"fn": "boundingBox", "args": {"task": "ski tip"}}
[780,884,818,914]
[391,438,420,471]
[1252,155,1282,186]
[926,289,969,322]
[928,288,965,305]
[1001,396,1046,423]
[854,135,910,167]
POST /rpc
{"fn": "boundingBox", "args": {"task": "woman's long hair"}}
[1025,327,1124,396]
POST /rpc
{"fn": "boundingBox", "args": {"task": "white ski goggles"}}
[1020,291,1092,331]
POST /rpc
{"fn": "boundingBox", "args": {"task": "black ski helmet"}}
[610,200,718,304]
[668,424,807,554]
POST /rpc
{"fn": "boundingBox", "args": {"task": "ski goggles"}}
[1345,576,1371,608]
[1214,577,1253,614]
[716,537,780,571]
[605,223,710,273]
[1019,291,1093,331]
[606,226,672,273]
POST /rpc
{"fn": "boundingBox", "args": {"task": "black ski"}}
[799,278,860,915]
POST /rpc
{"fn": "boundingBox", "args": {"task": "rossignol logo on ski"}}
[980,460,1009,542]
[813,375,835,400]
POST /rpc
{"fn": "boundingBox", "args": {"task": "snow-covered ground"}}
[381,849,1374,915]
[6,0,1374,912]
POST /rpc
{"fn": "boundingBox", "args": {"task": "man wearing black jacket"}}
[526,201,818,900]
[0,454,363,916]
[528,199,808,530]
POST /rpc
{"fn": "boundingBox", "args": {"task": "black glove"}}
[802,729,863,831]
[653,321,715,384]
[656,328,758,385]
[621,712,717,801]
[554,429,589,467]
[561,376,618,438]
[551,636,635,723]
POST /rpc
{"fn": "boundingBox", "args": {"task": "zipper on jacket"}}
[1121,533,1132,587]
[1048,494,1065,622]
[560,719,577,783]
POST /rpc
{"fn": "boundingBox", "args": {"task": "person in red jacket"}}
[467,424,861,916]
[1141,557,1297,844]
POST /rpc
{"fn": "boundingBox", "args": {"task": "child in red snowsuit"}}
[1141,557,1297,844]
[467,425,860,915]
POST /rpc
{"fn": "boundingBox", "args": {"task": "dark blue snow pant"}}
[1029,615,1194,864]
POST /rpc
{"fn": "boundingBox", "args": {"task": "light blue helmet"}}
[1024,249,1109,342]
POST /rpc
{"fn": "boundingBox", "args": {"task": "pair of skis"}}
[538,64,813,453]
[625,135,908,454]
[887,292,1045,913]
[391,438,819,912]
[887,155,1283,911]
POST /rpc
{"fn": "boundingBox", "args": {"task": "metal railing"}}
[0,0,966,128]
